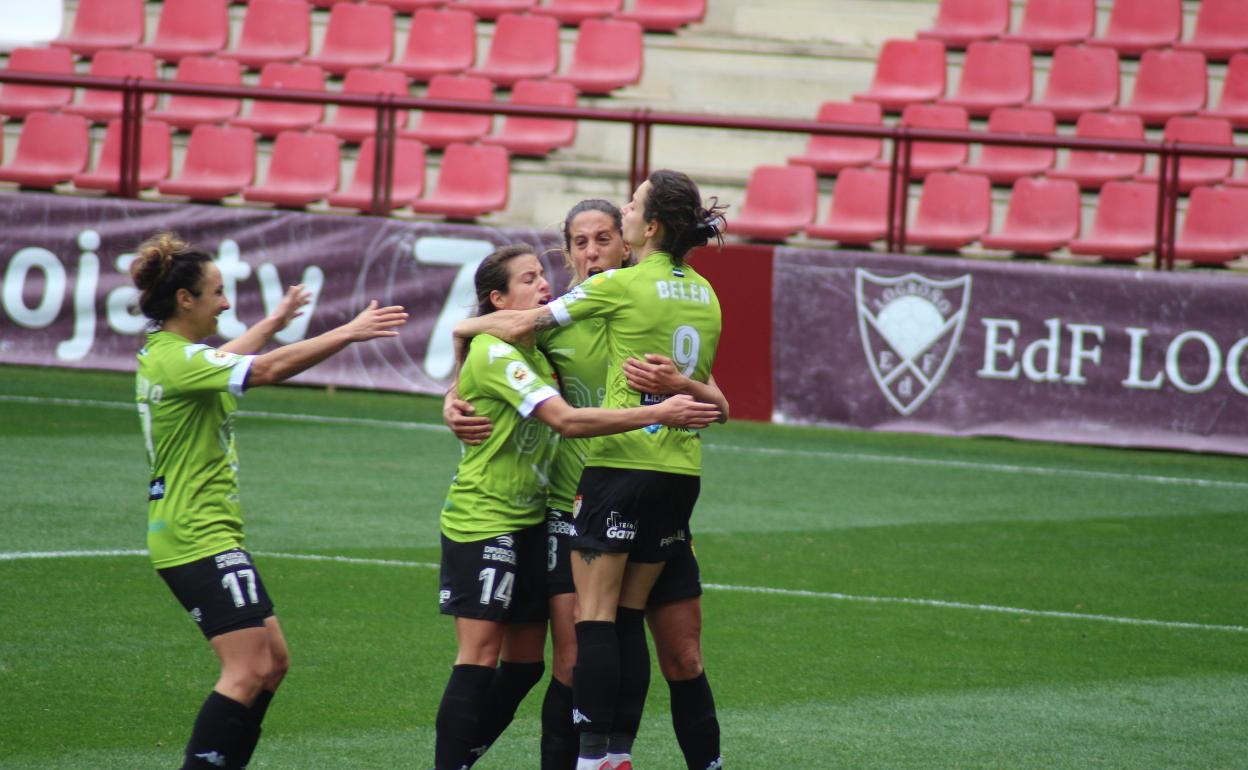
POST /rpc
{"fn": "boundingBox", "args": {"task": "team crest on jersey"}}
[505,360,534,391]
[855,269,972,416]
[203,349,240,367]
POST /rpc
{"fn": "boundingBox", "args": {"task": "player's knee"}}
[659,643,703,682]
[267,646,290,685]
[552,642,576,685]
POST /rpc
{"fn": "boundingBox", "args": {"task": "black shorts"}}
[546,507,578,597]
[647,538,704,606]
[439,523,548,624]
[570,467,701,563]
[158,549,275,639]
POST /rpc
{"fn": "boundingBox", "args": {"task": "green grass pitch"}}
[1,363,1246,769]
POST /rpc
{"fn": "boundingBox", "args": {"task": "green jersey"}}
[538,316,607,512]
[547,251,721,476]
[136,330,254,569]
[441,333,562,542]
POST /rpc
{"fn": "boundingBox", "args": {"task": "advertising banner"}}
[772,249,1248,455]
[0,192,565,395]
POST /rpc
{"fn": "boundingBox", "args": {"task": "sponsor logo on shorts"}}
[572,495,583,518]
[439,589,451,605]
[214,551,251,570]
[547,519,577,537]
[605,512,636,541]
[194,751,227,767]
[659,529,688,548]
[483,536,517,565]
[189,607,203,624]
[572,709,592,725]
[148,476,166,500]
[704,758,723,770]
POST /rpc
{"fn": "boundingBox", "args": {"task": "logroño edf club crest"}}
[855,269,972,416]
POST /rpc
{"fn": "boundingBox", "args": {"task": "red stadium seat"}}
[1026,45,1120,122]
[73,119,172,192]
[1087,0,1182,57]
[1000,0,1095,53]
[222,0,312,70]
[369,0,448,11]
[533,0,620,26]
[149,57,244,130]
[158,124,256,200]
[0,112,90,188]
[468,14,560,88]
[804,168,891,245]
[871,103,969,178]
[906,172,992,251]
[328,137,427,212]
[243,131,341,207]
[451,0,536,21]
[229,62,326,136]
[1174,0,1248,63]
[1067,181,1158,262]
[313,68,411,143]
[938,41,1033,117]
[136,0,230,63]
[305,3,395,76]
[1046,112,1144,189]
[788,101,884,175]
[1199,54,1248,130]
[63,50,158,123]
[958,107,1056,185]
[614,0,705,32]
[400,74,495,148]
[53,0,145,56]
[410,142,510,219]
[1134,117,1234,193]
[387,8,477,82]
[981,177,1081,254]
[917,0,1009,49]
[728,165,819,243]
[482,79,577,156]
[551,19,643,95]
[853,39,947,113]
[0,47,75,119]
[1173,187,1248,265]
[1111,49,1207,127]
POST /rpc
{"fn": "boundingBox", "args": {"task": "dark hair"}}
[474,243,537,316]
[643,169,728,265]
[130,232,214,323]
[558,198,634,288]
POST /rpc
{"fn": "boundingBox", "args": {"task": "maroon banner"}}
[0,191,565,394]
[772,248,1248,455]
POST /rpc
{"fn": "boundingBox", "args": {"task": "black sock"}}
[181,690,250,770]
[238,689,275,769]
[474,660,544,761]
[572,620,618,758]
[435,664,495,770]
[540,677,576,770]
[612,607,650,744]
[669,672,722,770]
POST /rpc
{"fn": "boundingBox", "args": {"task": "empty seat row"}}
[791,103,1245,192]
[920,0,1247,60]
[300,0,705,30]
[730,167,1248,265]
[0,113,512,219]
[49,2,644,94]
[856,41,1248,127]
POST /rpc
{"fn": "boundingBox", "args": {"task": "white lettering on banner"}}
[1123,327,1164,390]
[3,246,65,329]
[1166,331,1221,394]
[977,318,1020,380]
[1065,323,1105,385]
[215,240,253,339]
[56,231,101,361]
[107,251,146,336]
[412,237,497,380]
[257,261,323,344]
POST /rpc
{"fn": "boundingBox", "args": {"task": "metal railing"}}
[3,69,1247,269]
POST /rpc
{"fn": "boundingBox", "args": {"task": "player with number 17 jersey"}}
[546,251,721,477]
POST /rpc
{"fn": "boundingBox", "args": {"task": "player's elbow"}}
[245,357,282,388]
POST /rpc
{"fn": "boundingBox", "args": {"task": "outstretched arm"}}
[246,301,407,388]
[534,393,719,439]
[220,284,312,355]
[623,354,730,423]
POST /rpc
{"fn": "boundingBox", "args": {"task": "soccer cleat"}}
[575,758,612,770]
[611,761,633,770]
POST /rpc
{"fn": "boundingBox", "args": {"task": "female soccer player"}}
[433,243,719,770]
[452,172,728,770]
[446,199,729,770]
[131,232,407,770]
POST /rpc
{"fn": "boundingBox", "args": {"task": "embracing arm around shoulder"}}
[246,301,407,388]
[533,393,720,439]
[453,306,557,345]
[623,354,730,423]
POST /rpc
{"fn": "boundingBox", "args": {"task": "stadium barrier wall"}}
[772,248,1248,455]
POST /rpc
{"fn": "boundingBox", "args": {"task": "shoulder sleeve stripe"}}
[547,299,573,327]
[518,386,559,418]
[229,356,255,396]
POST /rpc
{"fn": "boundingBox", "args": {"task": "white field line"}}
[2,549,1245,635]
[3,394,1245,491]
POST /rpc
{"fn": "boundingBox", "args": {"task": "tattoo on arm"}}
[533,313,559,332]
[577,549,602,565]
